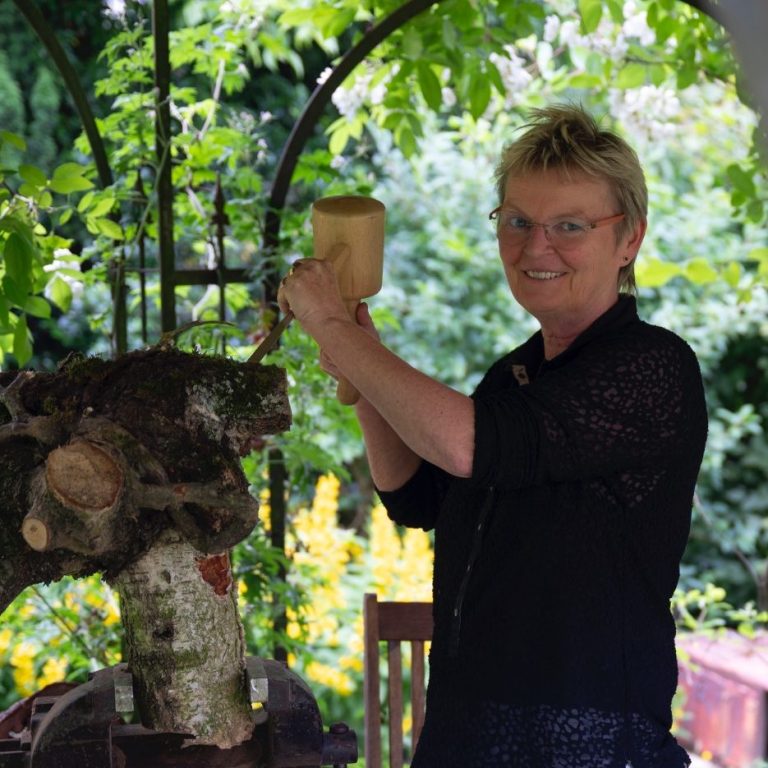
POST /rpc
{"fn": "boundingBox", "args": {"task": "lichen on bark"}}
[0,347,291,750]
[115,529,254,748]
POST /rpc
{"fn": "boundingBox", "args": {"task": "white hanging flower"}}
[330,155,347,170]
[544,15,561,44]
[608,85,681,142]
[489,46,532,107]
[329,64,394,119]
[441,87,457,108]
[316,67,334,86]
[103,0,126,19]
[622,1,656,46]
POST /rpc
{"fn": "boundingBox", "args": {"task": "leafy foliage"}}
[0,133,97,365]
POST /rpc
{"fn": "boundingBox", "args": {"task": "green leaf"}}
[2,275,29,307]
[77,190,96,213]
[19,164,47,188]
[636,258,682,287]
[52,162,89,180]
[401,28,423,60]
[396,125,417,158]
[417,63,443,111]
[684,258,718,285]
[47,276,73,313]
[328,124,350,156]
[567,73,603,88]
[579,0,603,33]
[324,9,355,39]
[12,313,31,366]
[50,175,94,194]
[90,197,117,217]
[50,163,94,194]
[468,71,491,120]
[722,262,741,288]
[442,18,459,51]
[3,232,34,283]
[746,199,764,223]
[615,63,648,89]
[726,164,756,197]
[676,63,698,89]
[92,218,124,240]
[654,16,677,44]
[748,247,768,277]
[23,295,51,318]
[0,131,26,151]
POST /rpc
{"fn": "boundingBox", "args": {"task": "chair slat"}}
[363,593,383,768]
[411,639,426,748]
[377,601,433,641]
[363,594,433,768]
[388,640,404,768]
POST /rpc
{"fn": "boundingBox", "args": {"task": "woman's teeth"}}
[525,271,564,280]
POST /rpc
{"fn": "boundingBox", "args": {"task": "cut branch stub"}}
[47,440,124,515]
[20,517,49,552]
[21,440,125,555]
[1,349,290,615]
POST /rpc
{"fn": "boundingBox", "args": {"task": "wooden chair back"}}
[363,593,434,768]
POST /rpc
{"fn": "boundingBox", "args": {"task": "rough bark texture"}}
[0,348,290,613]
[0,348,291,749]
[115,528,254,748]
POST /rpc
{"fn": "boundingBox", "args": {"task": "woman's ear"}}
[621,218,647,263]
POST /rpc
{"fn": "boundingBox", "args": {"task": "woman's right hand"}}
[320,302,379,380]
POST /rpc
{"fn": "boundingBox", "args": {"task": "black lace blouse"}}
[377,296,708,768]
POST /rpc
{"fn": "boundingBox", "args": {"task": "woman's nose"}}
[523,223,553,251]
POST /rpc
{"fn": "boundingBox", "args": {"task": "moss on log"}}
[0,348,291,613]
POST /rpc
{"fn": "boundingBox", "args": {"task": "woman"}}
[278,105,707,767]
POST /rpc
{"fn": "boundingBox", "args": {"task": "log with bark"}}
[0,347,291,750]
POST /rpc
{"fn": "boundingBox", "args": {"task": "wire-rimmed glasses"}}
[489,207,625,249]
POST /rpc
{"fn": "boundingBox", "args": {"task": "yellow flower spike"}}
[0,628,13,656]
[38,657,68,688]
[10,640,38,666]
[305,661,354,696]
[370,504,402,594]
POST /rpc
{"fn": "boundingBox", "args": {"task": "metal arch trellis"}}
[10,0,768,658]
[11,0,767,346]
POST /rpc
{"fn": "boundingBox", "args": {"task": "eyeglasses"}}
[489,207,625,249]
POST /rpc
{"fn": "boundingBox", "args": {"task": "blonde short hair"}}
[495,104,647,294]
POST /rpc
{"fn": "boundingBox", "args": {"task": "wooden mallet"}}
[311,195,385,405]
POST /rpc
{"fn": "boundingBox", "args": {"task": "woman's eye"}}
[505,216,530,230]
[556,221,587,234]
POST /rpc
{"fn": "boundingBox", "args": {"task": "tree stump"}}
[0,348,291,749]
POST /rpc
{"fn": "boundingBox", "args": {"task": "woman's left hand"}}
[277,259,350,335]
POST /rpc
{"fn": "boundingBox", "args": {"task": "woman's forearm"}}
[355,397,423,491]
[317,316,475,478]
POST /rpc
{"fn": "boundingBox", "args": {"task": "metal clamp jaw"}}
[0,659,357,768]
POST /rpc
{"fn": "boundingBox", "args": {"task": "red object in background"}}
[677,630,768,767]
